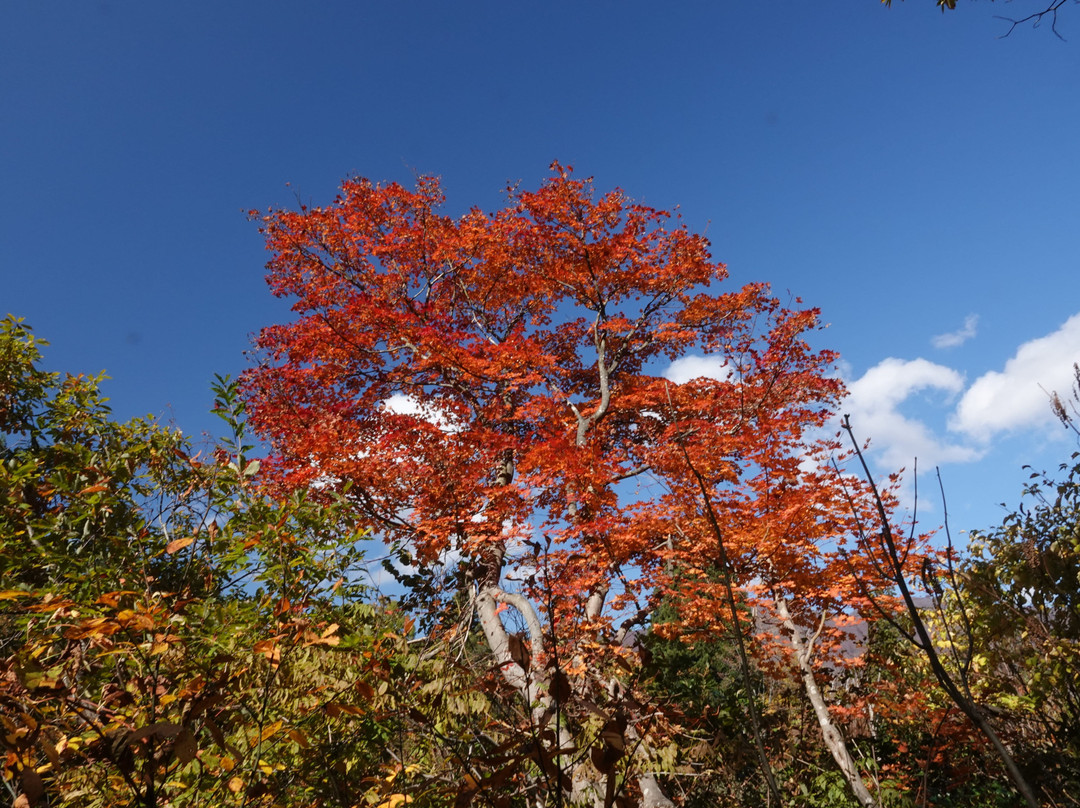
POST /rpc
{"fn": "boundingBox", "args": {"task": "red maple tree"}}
[243,164,892,805]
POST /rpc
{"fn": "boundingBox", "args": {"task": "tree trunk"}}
[775,596,878,808]
[638,773,676,808]
[476,582,676,807]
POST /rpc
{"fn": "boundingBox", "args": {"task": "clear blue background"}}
[3,1,1078,534]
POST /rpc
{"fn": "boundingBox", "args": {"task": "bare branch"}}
[839,416,1041,808]
[996,0,1073,39]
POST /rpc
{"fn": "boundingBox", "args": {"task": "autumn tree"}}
[243,165,878,806]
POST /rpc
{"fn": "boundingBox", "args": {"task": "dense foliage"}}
[2,173,1077,808]
[243,165,938,807]
[0,318,495,808]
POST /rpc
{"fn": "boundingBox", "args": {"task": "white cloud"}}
[383,392,462,433]
[950,312,1080,442]
[932,314,979,349]
[663,355,734,384]
[842,357,982,473]
[837,313,1080,488]
[383,392,428,418]
[847,357,964,412]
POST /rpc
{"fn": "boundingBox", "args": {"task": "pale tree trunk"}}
[627,721,676,808]
[475,583,580,804]
[477,580,612,807]
[774,595,878,808]
[475,577,673,807]
[638,775,675,808]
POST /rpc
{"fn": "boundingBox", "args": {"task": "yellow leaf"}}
[257,719,283,743]
[375,795,413,808]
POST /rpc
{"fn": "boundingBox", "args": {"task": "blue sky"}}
[3,2,1078,536]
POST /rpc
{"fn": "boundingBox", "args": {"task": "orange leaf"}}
[287,729,310,748]
[165,537,195,554]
